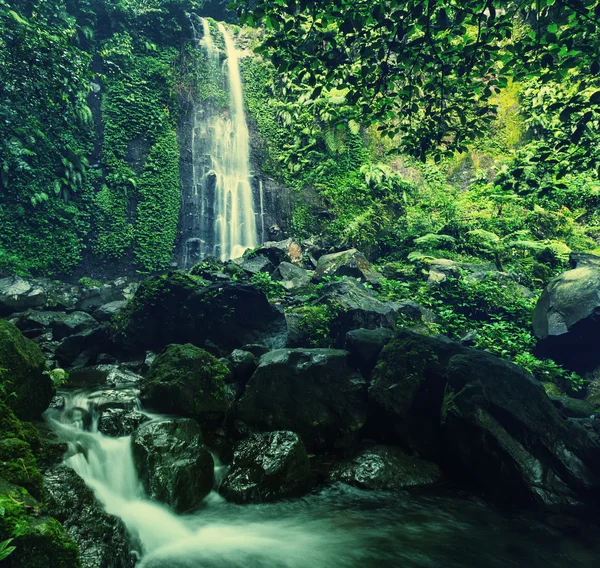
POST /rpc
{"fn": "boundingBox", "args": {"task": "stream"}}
[46,387,600,568]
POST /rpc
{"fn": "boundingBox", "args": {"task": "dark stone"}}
[184,282,288,351]
[44,465,135,568]
[55,326,109,366]
[315,249,382,283]
[93,300,127,322]
[132,418,214,513]
[76,277,138,313]
[569,252,600,269]
[329,445,442,491]
[98,409,148,437]
[442,350,600,506]
[549,396,596,419]
[51,311,99,340]
[237,349,368,451]
[345,328,394,376]
[221,431,311,503]
[225,349,257,384]
[271,262,311,290]
[533,266,600,372]
[0,319,52,420]
[0,276,80,315]
[369,330,467,457]
[140,344,232,419]
[250,238,302,266]
[234,255,276,275]
[67,364,142,389]
[14,310,68,338]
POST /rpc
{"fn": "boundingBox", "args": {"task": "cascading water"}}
[183,17,260,267]
[46,384,600,568]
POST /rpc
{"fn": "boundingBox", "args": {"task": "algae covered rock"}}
[221,431,311,503]
[132,418,214,513]
[140,344,232,418]
[329,445,442,491]
[237,348,368,450]
[0,479,80,568]
[315,249,382,283]
[0,319,52,420]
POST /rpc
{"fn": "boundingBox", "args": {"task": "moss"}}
[0,320,52,421]
[141,343,231,417]
[78,277,102,289]
[0,480,80,568]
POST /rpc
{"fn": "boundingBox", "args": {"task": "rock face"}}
[113,274,287,354]
[0,479,80,568]
[140,344,231,419]
[315,249,382,283]
[98,409,148,437]
[234,255,275,275]
[329,445,442,491]
[221,431,311,503]
[271,262,311,289]
[44,465,135,568]
[442,350,600,506]
[184,282,288,351]
[0,319,52,420]
[132,419,214,513]
[533,266,600,372]
[369,331,465,458]
[317,279,399,346]
[237,349,368,450]
[345,328,394,376]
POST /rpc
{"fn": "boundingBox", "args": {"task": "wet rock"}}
[443,350,600,506]
[0,478,80,568]
[93,300,127,322]
[271,262,311,290]
[533,266,600,372]
[98,408,148,437]
[317,278,399,346]
[51,311,99,340]
[87,388,139,412]
[237,349,368,451]
[221,431,311,503]
[0,319,52,420]
[44,466,135,568]
[68,364,143,389]
[185,282,288,350]
[225,349,257,385]
[251,238,302,266]
[234,255,276,275]
[345,328,394,376]
[369,331,467,457]
[548,396,596,419]
[55,326,109,366]
[329,445,442,491]
[76,277,138,313]
[0,276,79,315]
[140,344,232,419]
[315,249,382,284]
[14,310,68,339]
[132,418,214,513]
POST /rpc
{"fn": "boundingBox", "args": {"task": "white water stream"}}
[184,18,259,266]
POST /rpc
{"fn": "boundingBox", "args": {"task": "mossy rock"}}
[0,320,51,420]
[110,272,203,353]
[140,344,232,418]
[0,479,80,568]
[0,401,43,498]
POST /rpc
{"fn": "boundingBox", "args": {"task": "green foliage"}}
[250,272,285,300]
[0,538,16,561]
[291,303,341,348]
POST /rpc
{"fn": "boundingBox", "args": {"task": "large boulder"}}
[221,431,311,503]
[329,445,442,491]
[14,310,68,339]
[249,238,302,266]
[533,266,600,372]
[369,330,467,457]
[271,262,311,290]
[184,282,288,351]
[0,319,52,420]
[98,409,148,437]
[345,328,394,376]
[44,465,135,568]
[140,344,232,419]
[316,279,400,347]
[51,312,99,341]
[0,479,80,568]
[442,350,600,506]
[112,274,287,354]
[76,277,138,313]
[237,349,368,450]
[0,276,80,315]
[132,419,214,513]
[233,255,276,275]
[111,272,202,353]
[315,249,382,283]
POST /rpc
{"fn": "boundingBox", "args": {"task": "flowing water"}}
[46,387,600,568]
[182,18,260,267]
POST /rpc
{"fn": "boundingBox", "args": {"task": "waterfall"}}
[183,18,259,267]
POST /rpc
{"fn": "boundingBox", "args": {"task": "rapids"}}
[46,388,600,568]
